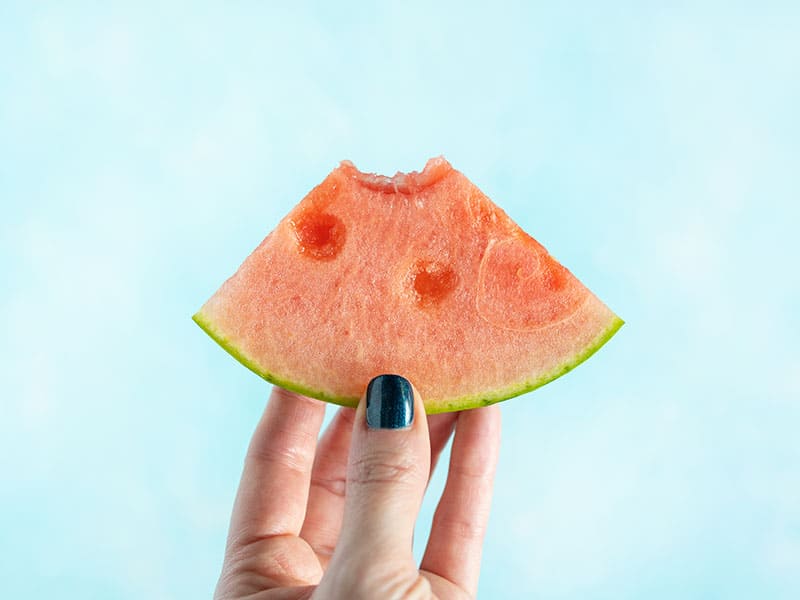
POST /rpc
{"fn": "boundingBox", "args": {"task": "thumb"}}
[331,374,430,566]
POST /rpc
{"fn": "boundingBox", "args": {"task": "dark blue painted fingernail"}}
[366,374,414,429]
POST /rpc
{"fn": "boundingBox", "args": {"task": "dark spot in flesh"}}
[291,211,346,260]
[408,260,458,307]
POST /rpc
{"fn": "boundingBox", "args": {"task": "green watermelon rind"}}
[430,314,624,412]
[192,310,624,414]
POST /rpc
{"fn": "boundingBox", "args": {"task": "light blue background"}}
[2,2,799,598]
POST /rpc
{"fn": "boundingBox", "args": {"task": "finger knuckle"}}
[348,451,419,488]
[434,512,486,543]
[450,459,494,484]
[223,534,322,589]
[245,438,314,475]
[311,472,348,498]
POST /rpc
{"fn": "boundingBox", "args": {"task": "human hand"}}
[214,374,501,599]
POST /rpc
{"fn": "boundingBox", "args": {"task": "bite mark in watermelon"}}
[194,157,623,413]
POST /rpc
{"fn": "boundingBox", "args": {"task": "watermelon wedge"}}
[194,157,622,413]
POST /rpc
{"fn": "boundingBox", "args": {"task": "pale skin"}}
[214,381,501,599]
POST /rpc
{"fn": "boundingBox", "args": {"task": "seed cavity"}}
[408,260,457,307]
[291,210,346,260]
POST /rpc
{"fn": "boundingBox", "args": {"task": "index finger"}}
[226,386,327,550]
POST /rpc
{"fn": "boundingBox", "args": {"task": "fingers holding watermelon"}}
[215,378,498,599]
[205,157,622,598]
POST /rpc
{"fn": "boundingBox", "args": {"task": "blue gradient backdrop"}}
[2,2,799,598]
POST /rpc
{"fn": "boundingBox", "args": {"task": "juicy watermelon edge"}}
[192,310,624,414]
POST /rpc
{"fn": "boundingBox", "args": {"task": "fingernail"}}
[366,374,414,429]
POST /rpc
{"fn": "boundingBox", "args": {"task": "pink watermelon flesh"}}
[194,157,623,413]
